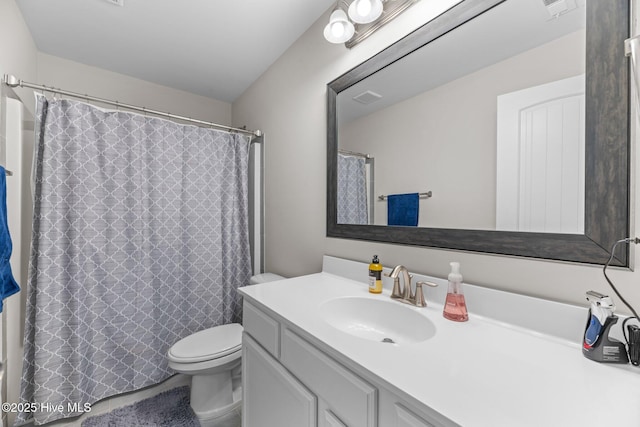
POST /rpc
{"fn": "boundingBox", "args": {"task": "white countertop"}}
[240,267,640,426]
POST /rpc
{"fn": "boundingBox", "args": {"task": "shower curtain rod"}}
[2,74,263,140]
[338,149,371,159]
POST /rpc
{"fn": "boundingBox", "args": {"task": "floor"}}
[18,374,191,427]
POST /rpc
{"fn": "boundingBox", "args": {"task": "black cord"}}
[604,238,640,367]
[603,238,640,366]
[602,238,640,321]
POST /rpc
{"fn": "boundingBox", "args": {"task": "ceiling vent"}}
[102,0,124,6]
[542,0,576,18]
[353,90,382,105]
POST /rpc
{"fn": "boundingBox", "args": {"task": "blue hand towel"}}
[387,193,419,226]
[0,166,19,312]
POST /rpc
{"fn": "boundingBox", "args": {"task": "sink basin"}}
[319,296,436,344]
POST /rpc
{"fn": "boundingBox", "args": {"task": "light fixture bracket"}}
[345,0,418,48]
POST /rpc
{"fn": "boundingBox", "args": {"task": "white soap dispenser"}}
[443,262,468,322]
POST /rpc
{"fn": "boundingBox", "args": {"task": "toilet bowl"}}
[167,273,284,427]
[168,323,243,427]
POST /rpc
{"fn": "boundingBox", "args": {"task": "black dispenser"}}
[582,291,629,364]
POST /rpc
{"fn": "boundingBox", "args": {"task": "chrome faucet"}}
[385,265,412,300]
[385,265,438,307]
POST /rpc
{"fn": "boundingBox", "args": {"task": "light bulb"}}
[324,8,354,43]
[348,0,383,24]
[331,21,345,38]
[356,0,372,17]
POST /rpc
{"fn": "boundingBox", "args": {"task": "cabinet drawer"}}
[282,328,377,427]
[243,301,280,358]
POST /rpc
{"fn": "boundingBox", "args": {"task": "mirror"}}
[327,0,630,265]
[338,0,586,233]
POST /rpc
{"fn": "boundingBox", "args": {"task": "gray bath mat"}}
[81,386,200,427]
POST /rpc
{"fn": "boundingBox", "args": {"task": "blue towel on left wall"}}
[387,193,419,226]
[0,166,19,312]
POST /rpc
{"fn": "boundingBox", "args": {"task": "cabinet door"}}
[243,333,317,427]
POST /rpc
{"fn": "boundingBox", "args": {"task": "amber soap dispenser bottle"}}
[368,255,383,294]
[443,262,469,322]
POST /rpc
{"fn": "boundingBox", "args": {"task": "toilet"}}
[167,273,284,427]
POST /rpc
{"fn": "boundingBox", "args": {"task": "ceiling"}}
[16,0,336,103]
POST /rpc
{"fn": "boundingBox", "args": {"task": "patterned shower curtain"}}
[337,154,369,224]
[18,96,252,425]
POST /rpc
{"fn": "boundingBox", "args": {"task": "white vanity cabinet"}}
[242,300,446,427]
[240,261,640,426]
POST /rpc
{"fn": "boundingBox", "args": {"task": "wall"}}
[0,1,38,425]
[233,0,640,315]
[37,53,232,125]
[339,30,584,229]
[0,0,38,111]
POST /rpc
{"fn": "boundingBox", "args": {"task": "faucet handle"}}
[414,281,438,308]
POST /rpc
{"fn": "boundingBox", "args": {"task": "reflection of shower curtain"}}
[18,97,252,425]
[337,154,368,224]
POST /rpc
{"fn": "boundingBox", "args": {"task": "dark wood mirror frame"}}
[327,0,630,266]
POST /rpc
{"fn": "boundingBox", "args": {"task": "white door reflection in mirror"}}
[496,74,585,233]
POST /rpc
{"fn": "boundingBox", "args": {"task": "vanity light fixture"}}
[324,5,356,44]
[348,0,384,24]
[324,0,419,48]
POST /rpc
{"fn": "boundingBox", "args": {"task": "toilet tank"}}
[249,273,285,285]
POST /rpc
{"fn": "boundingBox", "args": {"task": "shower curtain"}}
[337,154,368,224]
[17,96,252,425]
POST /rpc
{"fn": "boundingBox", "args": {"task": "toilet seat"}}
[168,323,243,364]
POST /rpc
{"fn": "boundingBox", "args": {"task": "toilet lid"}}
[168,323,243,363]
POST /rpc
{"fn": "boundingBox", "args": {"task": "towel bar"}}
[378,191,432,201]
